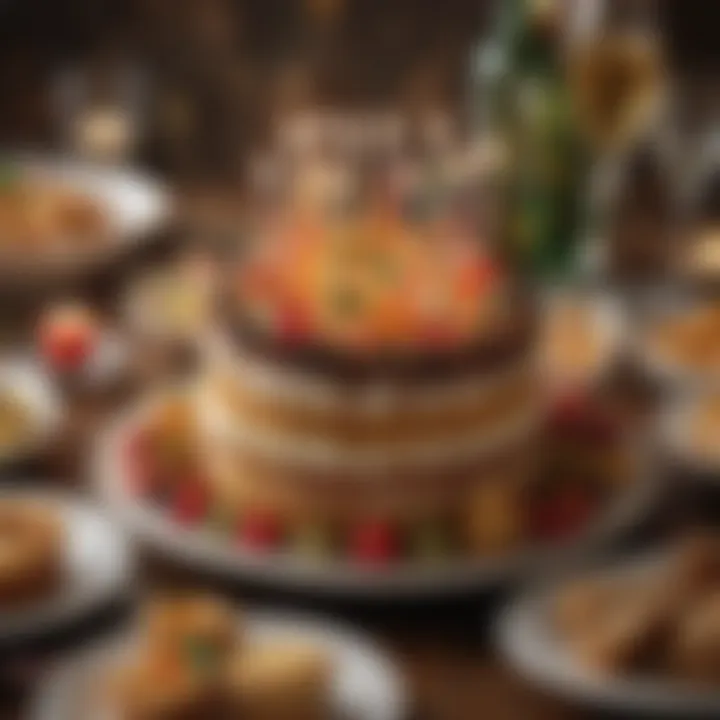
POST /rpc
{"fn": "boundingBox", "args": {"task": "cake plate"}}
[95,393,659,600]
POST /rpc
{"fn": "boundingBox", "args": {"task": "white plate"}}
[0,153,171,283]
[93,393,657,599]
[0,488,134,641]
[496,552,720,717]
[0,356,62,466]
[30,609,407,720]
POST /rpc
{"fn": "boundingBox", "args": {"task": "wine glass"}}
[563,0,668,275]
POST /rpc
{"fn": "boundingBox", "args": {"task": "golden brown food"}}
[105,594,331,720]
[649,303,720,373]
[0,499,64,607]
[688,395,720,460]
[670,591,720,684]
[556,533,720,684]
[0,176,107,256]
[142,595,238,672]
[0,391,32,456]
[224,640,331,720]
[685,225,720,277]
[109,656,224,720]
[543,301,605,380]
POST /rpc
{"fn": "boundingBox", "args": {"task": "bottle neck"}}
[498,0,560,72]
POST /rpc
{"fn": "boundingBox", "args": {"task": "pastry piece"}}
[669,590,720,684]
[110,655,224,720]
[554,577,624,640]
[0,499,63,607]
[543,301,605,381]
[663,533,720,614]
[225,640,331,720]
[568,584,670,674]
[142,595,238,673]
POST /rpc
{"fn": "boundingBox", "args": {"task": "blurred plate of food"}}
[661,389,720,475]
[0,488,133,641]
[121,255,215,345]
[0,153,170,285]
[31,594,406,720]
[635,295,720,387]
[540,288,625,390]
[681,225,720,281]
[0,356,61,465]
[498,534,720,717]
[94,386,657,599]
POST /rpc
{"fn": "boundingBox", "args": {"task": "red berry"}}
[123,429,155,495]
[277,305,312,345]
[532,489,595,541]
[458,258,497,298]
[549,393,617,444]
[239,512,283,551]
[38,304,98,372]
[350,521,399,566]
[421,321,460,349]
[172,482,209,526]
[549,391,590,427]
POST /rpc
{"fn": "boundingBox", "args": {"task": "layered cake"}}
[125,209,633,564]
[194,207,544,562]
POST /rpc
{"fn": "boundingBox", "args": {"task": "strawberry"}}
[38,304,99,372]
[350,520,399,566]
[457,257,497,299]
[532,487,595,541]
[123,428,157,496]
[171,482,210,526]
[277,303,313,345]
[239,511,283,551]
[549,392,617,444]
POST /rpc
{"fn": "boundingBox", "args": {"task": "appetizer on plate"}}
[643,301,720,380]
[0,162,108,256]
[677,392,720,465]
[0,498,64,607]
[683,225,720,279]
[123,256,215,343]
[554,533,720,685]
[541,293,623,387]
[0,358,61,463]
[0,390,33,458]
[105,594,331,720]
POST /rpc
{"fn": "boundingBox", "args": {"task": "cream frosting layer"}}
[195,383,544,472]
[204,328,536,414]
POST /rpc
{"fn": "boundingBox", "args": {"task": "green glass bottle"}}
[476,0,586,277]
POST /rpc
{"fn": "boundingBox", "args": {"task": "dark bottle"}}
[474,0,586,277]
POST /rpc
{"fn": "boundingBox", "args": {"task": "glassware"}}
[564,0,668,279]
[54,55,146,165]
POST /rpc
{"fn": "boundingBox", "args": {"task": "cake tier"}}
[200,428,537,523]
[201,325,540,461]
